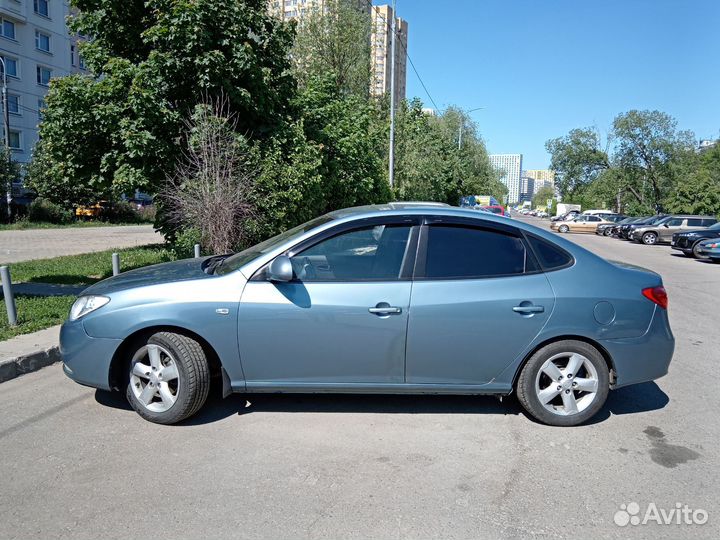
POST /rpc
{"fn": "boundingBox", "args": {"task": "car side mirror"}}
[267,255,293,282]
[663,223,669,228]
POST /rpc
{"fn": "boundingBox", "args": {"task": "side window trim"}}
[414,219,541,281]
[523,232,575,273]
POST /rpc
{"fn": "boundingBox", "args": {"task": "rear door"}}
[659,217,684,241]
[405,219,555,385]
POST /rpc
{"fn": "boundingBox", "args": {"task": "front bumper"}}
[600,306,674,388]
[60,320,123,390]
[698,245,720,259]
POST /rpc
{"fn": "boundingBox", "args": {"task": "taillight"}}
[642,286,668,309]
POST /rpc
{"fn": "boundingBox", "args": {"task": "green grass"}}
[1,245,178,341]
[0,220,148,231]
[9,245,177,285]
[0,295,75,341]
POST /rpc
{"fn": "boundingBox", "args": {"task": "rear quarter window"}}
[526,235,574,270]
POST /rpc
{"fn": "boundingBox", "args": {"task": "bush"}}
[27,198,73,224]
[170,227,202,259]
[102,200,141,223]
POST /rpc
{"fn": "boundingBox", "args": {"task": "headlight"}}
[69,296,110,321]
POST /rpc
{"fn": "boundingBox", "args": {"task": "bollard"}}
[1,265,18,326]
[194,244,201,258]
[112,253,120,276]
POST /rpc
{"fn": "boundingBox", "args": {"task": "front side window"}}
[8,130,20,149]
[1,56,18,77]
[424,225,530,279]
[665,218,683,227]
[35,31,50,52]
[1,19,15,40]
[37,65,51,85]
[291,225,412,282]
[34,0,50,17]
[7,94,19,114]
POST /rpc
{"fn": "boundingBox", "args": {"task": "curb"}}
[0,346,61,383]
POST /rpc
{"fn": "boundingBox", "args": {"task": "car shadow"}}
[95,381,669,427]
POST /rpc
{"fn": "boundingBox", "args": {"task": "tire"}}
[604,228,612,236]
[558,224,569,233]
[516,340,609,427]
[126,332,210,425]
[692,242,708,259]
[641,232,658,245]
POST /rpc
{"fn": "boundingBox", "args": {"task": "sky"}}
[388,0,720,170]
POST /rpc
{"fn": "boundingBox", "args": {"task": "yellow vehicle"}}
[75,201,111,220]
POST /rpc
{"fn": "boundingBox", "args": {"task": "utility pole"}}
[388,0,397,190]
[0,57,10,221]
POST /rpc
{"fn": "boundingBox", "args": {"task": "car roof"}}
[328,202,451,218]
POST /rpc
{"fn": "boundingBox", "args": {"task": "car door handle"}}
[369,306,402,315]
[513,305,544,314]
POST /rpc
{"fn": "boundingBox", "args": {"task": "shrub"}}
[103,200,141,223]
[27,198,73,224]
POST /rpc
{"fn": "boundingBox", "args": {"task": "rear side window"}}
[424,225,531,279]
[527,235,574,270]
[686,218,703,227]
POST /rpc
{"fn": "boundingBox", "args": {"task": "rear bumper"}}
[60,320,122,391]
[600,307,674,388]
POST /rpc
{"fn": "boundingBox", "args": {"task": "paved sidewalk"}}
[0,224,162,264]
[0,325,61,383]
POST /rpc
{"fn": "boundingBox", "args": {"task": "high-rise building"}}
[519,176,535,203]
[267,1,407,104]
[489,154,523,204]
[370,4,407,106]
[523,169,556,192]
[1,1,87,165]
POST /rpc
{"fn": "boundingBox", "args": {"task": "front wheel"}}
[558,224,569,233]
[516,340,609,426]
[126,332,210,424]
[692,242,708,259]
[642,232,658,245]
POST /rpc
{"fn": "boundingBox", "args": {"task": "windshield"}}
[215,214,335,275]
[708,222,720,230]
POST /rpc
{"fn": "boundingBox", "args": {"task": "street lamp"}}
[0,56,10,221]
[457,106,484,150]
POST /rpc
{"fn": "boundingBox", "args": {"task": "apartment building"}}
[267,1,407,104]
[0,0,85,164]
[519,176,534,203]
[523,169,555,191]
[370,4,407,105]
[489,154,523,204]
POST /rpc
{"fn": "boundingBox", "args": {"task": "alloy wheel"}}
[642,232,657,245]
[559,225,569,233]
[534,352,599,416]
[129,344,180,412]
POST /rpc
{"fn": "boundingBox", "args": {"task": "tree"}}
[162,99,257,254]
[0,145,20,221]
[30,0,297,204]
[666,142,720,216]
[532,185,555,209]
[612,110,696,210]
[291,0,372,97]
[545,127,610,200]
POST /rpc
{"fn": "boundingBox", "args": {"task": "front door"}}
[237,221,417,387]
[405,222,555,385]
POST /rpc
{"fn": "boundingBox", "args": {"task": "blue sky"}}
[389,0,720,169]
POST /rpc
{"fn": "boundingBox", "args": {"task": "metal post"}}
[1,265,17,326]
[112,253,120,276]
[194,244,201,258]
[388,0,397,190]
[0,57,11,221]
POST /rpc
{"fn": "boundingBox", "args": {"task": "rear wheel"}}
[516,340,609,426]
[642,232,658,245]
[558,224,569,233]
[126,332,210,424]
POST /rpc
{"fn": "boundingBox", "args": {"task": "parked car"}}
[551,210,580,222]
[480,205,509,217]
[61,203,674,427]
[630,215,718,245]
[696,239,720,262]
[550,214,611,234]
[596,216,631,236]
[617,215,665,240]
[671,221,720,258]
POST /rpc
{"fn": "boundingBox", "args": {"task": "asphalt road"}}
[0,225,162,264]
[0,216,718,539]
